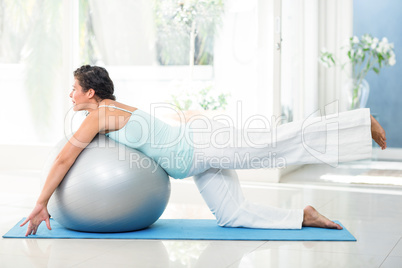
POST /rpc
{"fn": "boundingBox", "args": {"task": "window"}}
[0,0,64,144]
[0,0,278,146]
[78,0,276,124]
[280,0,319,123]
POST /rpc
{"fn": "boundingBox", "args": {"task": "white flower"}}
[380,42,393,54]
[389,53,396,66]
[377,42,386,54]
[319,34,395,78]
[386,43,393,53]
[363,34,372,44]
[389,56,396,66]
[375,37,391,54]
[371,38,379,49]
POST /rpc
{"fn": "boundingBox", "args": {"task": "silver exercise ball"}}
[45,134,171,233]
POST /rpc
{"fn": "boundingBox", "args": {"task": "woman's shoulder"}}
[100,101,137,113]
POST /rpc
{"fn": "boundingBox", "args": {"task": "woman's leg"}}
[193,168,343,229]
[187,109,369,229]
[193,168,303,229]
[189,108,372,171]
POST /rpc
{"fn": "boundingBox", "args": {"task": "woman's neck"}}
[97,99,115,108]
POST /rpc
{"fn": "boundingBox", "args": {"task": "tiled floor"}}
[1,161,402,268]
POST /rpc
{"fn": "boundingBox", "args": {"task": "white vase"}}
[343,78,370,110]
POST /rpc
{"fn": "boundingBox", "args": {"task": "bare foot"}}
[371,115,387,150]
[302,205,343,230]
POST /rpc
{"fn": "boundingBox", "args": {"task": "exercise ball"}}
[45,134,171,233]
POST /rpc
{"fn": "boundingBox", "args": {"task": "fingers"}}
[21,218,34,237]
[375,135,387,150]
[23,221,40,237]
[25,225,33,237]
[45,218,52,230]
[25,228,30,237]
[23,216,52,236]
[20,218,30,227]
[380,138,387,150]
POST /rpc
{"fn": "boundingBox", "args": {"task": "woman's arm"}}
[20,112,103,236]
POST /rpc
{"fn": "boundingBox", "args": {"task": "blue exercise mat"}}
[3,218,356,241]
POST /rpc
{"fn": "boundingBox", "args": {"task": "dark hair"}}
[73,65,116,101]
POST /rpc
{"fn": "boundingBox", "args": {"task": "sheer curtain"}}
[0,0,68,170]
[318,0,353,113]
[88,0,157,66]
[281,0,353,120]
[275,0,352,181]
[0,0,65,145]
[213,0,275,120]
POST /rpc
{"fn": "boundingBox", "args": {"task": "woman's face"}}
[70,79,89,111]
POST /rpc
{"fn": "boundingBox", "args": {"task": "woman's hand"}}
[20,203,52,236]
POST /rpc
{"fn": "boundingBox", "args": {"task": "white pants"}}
[185,108,372,229]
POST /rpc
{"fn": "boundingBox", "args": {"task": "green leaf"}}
[373,67,380,74]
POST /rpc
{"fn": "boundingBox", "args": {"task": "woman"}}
[21,65,387,236]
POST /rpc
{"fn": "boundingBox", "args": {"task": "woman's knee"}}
[193,168,246,225]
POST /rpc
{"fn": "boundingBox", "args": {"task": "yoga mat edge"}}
[3,218,356,241]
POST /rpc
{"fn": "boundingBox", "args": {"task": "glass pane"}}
[0,0,64,145]
[280,0,301,123]
[80,0,223,66]
[354,0,402,148]
[78,0,275,121]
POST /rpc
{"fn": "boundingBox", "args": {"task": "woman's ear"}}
[87,88,95,99]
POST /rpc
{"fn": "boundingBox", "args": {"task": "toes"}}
[334,223,343,230]
[326,221,343,230]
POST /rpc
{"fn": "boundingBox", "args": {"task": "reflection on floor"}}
[282,160,402,187]
[1,161,402,268]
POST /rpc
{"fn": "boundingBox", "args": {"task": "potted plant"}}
[170,83,230,122]
[320,34,396,110]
